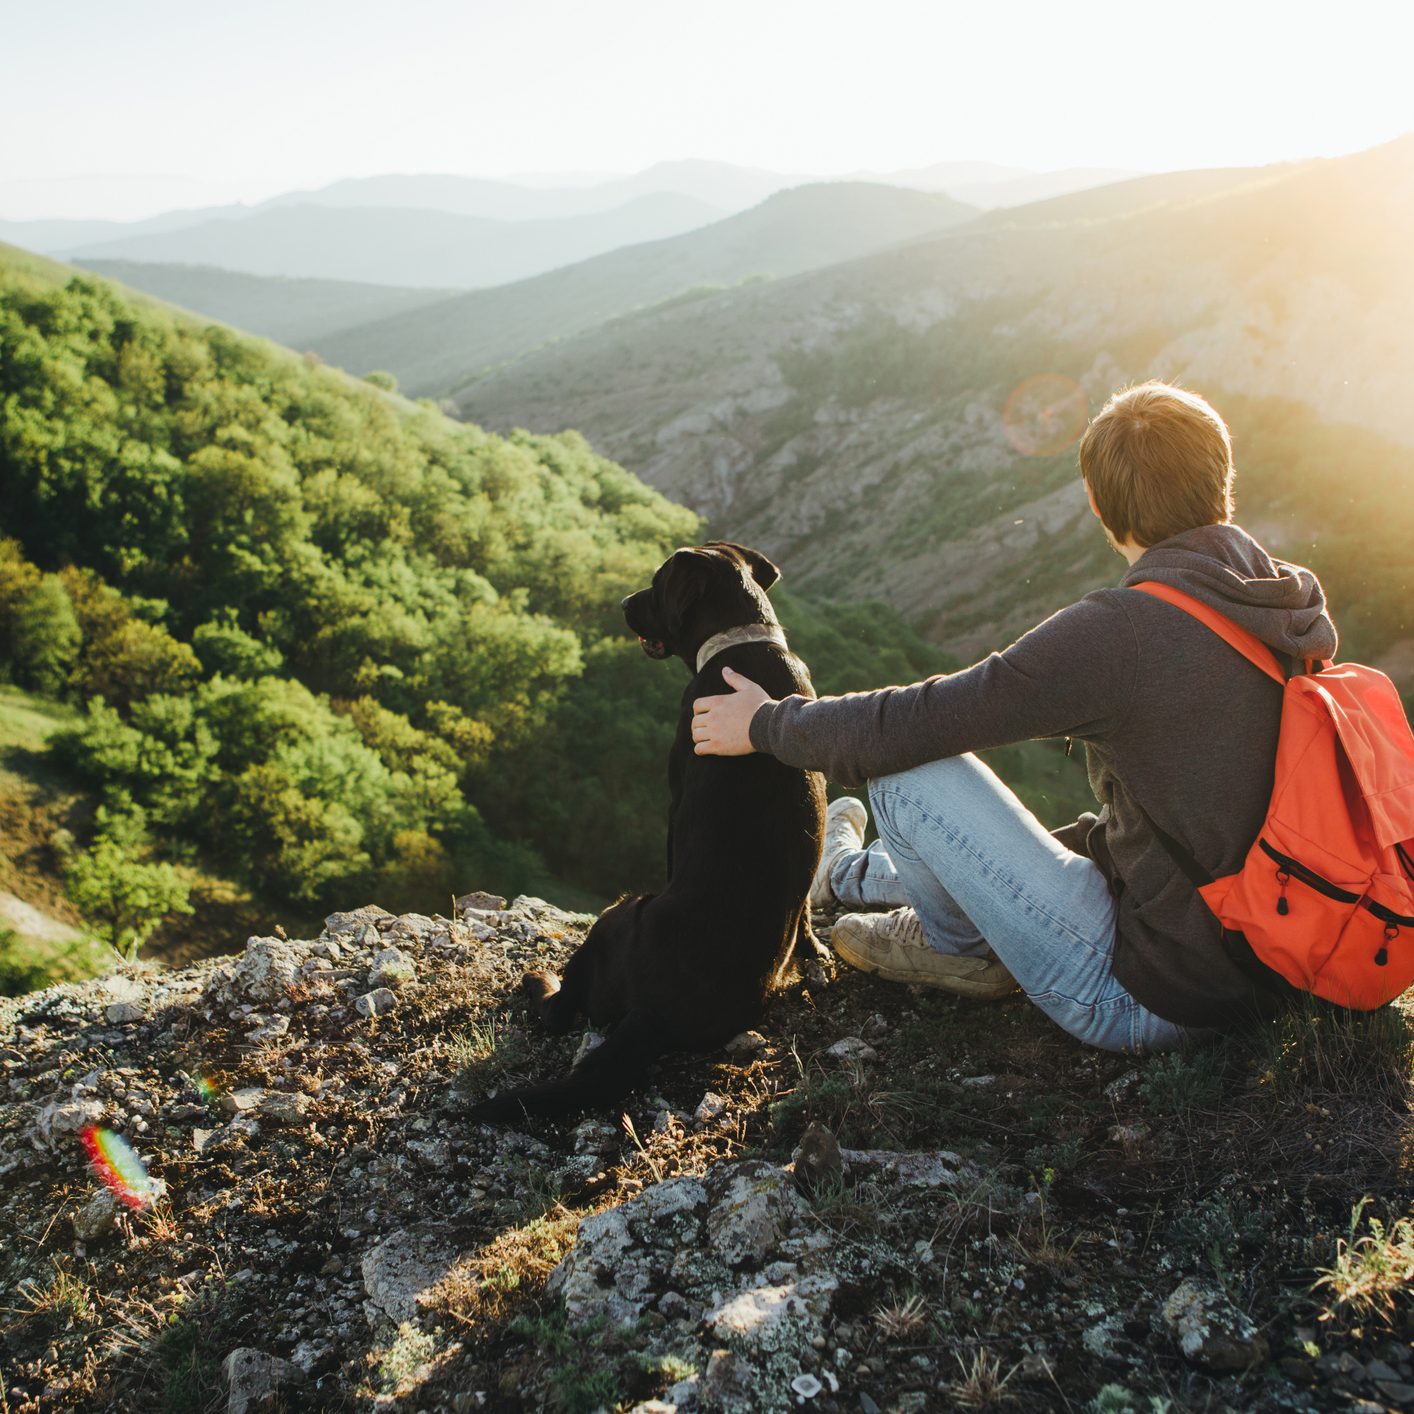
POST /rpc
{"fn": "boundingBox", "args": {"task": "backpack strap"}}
[1131,580,1289,685]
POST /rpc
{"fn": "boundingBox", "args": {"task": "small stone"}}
[1104,1069,1141,1101]
[368,947,416,989]
[73,1189,120,1241]
[1162,1277,1269,1371]
[825,1037,877,1064]
[724,1030,768,1058]
[792,1373,823,1400]
[455,891,506,916]
[1376,1382,1414,1406]
[573,1031,605,1067]
[104,1000,146,1025]
[246,1015,289,1043]
[858,1394,882,1414]
[960,1073,996,1087]
[193,1129,217,1153]
[220,1087,265,1116]
[694,1091,728,1126]
[32,1098,105,1149]
[322,905,394,934]
[222,1347,300,1414]
[356,988,397,1018]
[1364,1359,1401,1383]
[256,1091,310,1125]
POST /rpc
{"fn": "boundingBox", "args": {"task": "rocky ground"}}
[2,895,1412,1413]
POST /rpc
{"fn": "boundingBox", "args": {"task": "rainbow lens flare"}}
[79,1125,163,1210]
[1002,373,1089,458]
[192,1073,222,1109]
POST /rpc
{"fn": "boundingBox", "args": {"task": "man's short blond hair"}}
[1078,381,1235,548]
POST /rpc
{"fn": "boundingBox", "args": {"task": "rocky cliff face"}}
[2,895,1411,1412]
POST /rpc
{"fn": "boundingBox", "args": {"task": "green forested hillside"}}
[3,252,1068,986]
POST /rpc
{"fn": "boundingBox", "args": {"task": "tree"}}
[13,575,81,696]
[62,808,194,961]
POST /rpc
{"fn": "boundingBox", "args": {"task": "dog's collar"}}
[696,623,789,674]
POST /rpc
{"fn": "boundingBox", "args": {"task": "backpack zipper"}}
[1398,842,1414,883]
[1257,838,1414,928]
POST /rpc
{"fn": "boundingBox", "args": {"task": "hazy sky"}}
[4,0,1411,218]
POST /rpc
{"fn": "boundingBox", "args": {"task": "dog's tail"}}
[466,1009,668,1124]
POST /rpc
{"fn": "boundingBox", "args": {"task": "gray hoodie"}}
[749,524,1339,1027]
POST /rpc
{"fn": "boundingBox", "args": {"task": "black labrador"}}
[468,541,827,1121]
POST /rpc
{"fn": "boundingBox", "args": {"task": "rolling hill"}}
[75,260,458,348]
[311,182,979,394]
[456,138,1414,688]
[56,192,723,288]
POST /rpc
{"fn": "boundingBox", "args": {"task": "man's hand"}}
[691,666,770,755]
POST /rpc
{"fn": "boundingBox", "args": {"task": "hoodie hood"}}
[1123,523,1338,662]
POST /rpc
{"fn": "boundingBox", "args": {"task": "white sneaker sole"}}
[832,932,1019,1000]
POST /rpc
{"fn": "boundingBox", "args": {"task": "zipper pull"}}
[1376,924,1397,968]
[1275,868,1291,915]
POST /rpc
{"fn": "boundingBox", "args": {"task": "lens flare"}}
[79,1125,163,1210]
[1003,373,1089,457]
[192,1072,222,1109]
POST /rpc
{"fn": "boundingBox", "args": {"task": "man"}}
[689,381,1338,1052]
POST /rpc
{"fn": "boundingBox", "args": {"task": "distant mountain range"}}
[0,158,1137,297]
[305,183,978,392]
[56,192,723,289]
[452,138,1414,689]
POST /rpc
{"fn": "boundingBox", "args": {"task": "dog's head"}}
[621,541,781,664]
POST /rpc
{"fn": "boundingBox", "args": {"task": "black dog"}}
[468,541,827,1122]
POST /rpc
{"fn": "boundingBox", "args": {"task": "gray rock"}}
[356,988,398,1018]
[694,1091,728,1126]
[323,905,394,935]
[706,1273,838,1341]
[1162,1277,1269,1371]
[724,1030,768,1058]
[455,891,506,916]
[362,1227,459,1326]
[219,1087,265,1116]
[32,1097,105,1149]
[222,1347,300,1414]
[205,937,304,1009]
[73,1189,121,1241]
[246,1015,290,1043]
[573,1031,605,1067]
[368,947,417,990]
[256,1091,310,1125]
[825,1037,877,1064]
[104,1000,146,1025]
[839,1149,968,1190]
[708,1160,807,1269]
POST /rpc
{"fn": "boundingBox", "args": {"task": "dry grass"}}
[946,1347,1017,1408]
[431,1207,580,1330]
[873,1290,929,1340]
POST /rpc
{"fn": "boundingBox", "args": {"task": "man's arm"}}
[723,593,1140,786]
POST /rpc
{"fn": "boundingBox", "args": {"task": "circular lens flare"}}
[80,1125,163,1210]
[1003,374,1089,458]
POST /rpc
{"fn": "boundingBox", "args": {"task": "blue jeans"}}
[829,754,1192,1054]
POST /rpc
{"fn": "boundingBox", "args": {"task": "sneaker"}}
[810,796,868,909]
[831,908,1019,999]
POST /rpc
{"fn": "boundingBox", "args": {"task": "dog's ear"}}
[660,547,715,634]
[703,541,781,592]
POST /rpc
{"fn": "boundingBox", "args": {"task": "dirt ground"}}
[1,895,1411,1413]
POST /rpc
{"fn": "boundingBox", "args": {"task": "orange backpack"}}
[1133,580,1414,1010]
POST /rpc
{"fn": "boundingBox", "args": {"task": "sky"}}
[3,0,1412,219]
